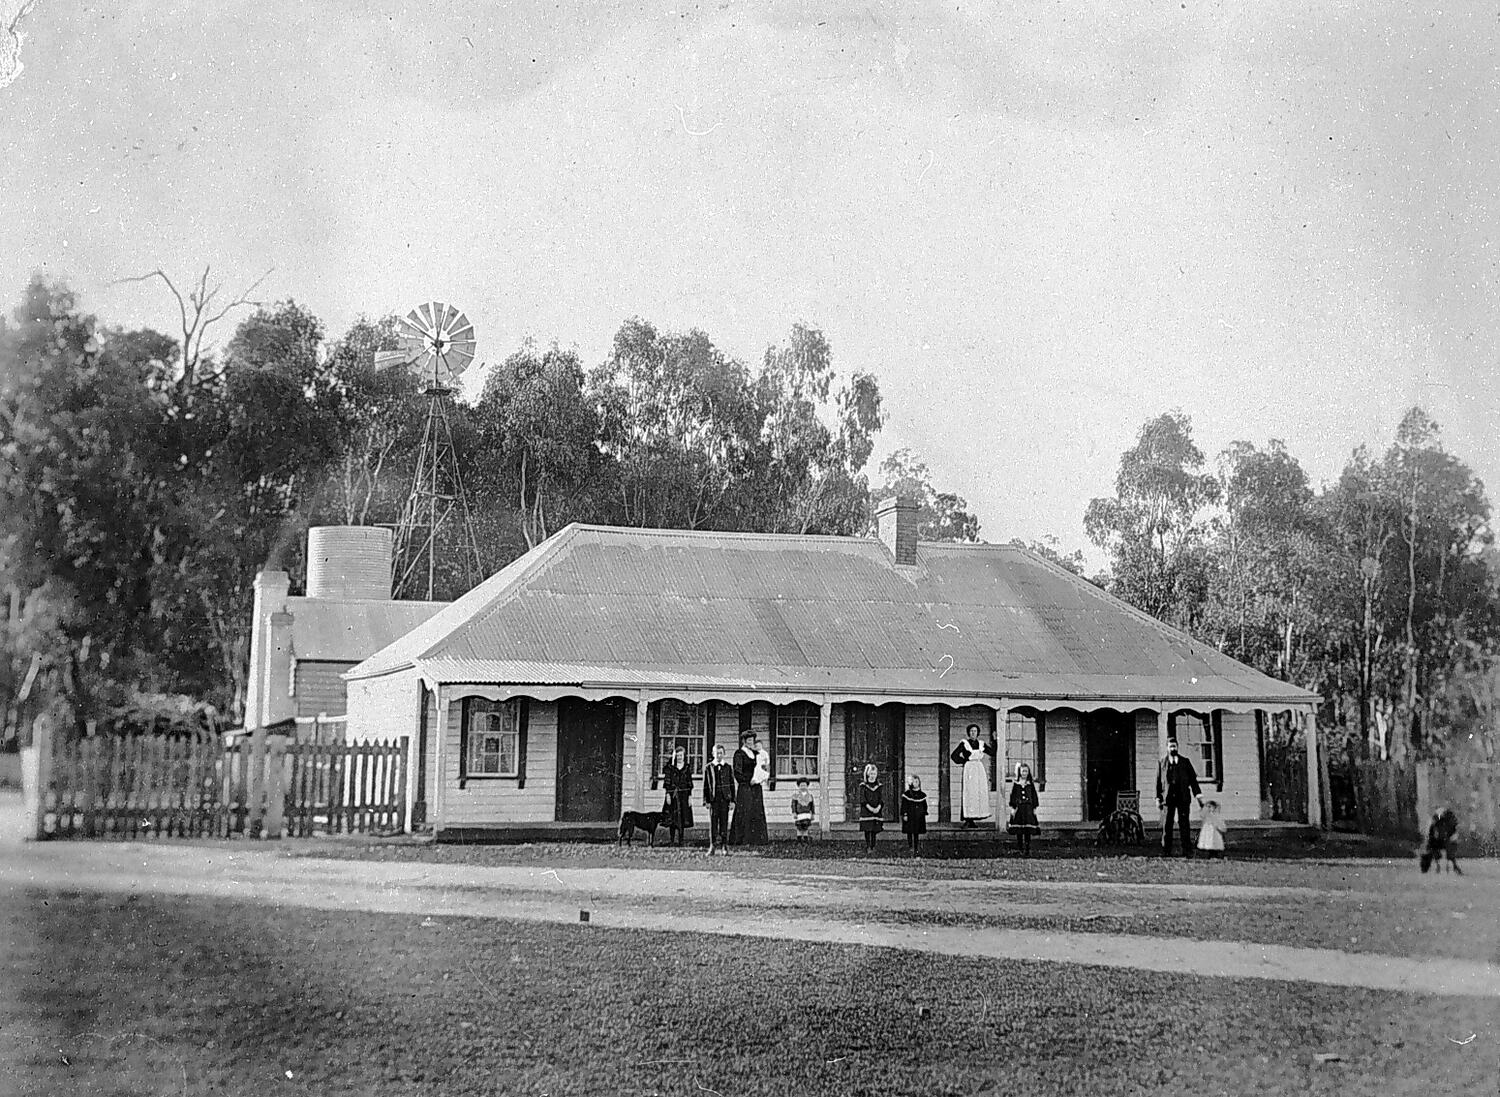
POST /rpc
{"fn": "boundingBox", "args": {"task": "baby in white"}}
[753,740,771,786]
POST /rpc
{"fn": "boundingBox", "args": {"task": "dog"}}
[1419,808,1462,875]
[617,810,667,847]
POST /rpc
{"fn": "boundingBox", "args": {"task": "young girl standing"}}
[1007,762,1040,857]
[1196,799,1226,859]
[790,778,816,841]
[858,764,884,852]
[899,775,928,856]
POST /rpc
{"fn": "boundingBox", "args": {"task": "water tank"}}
[306,526,393,600]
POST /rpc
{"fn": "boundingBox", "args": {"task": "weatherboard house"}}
[342,499,1323,839]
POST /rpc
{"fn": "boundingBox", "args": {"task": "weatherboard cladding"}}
[347,524,1313,703]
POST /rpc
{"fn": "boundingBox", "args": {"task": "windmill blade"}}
[373,349,418,372]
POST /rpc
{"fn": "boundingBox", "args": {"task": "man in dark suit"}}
[1155,736,1204,858]
[702,744,736,855]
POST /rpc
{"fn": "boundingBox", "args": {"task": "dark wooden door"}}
[556,698,623,822]
[844,702,904,822]
[1084,710,1136,821]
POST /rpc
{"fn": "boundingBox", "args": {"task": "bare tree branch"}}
[111,266,273,396]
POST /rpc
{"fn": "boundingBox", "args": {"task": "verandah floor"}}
[431,818,1320,845]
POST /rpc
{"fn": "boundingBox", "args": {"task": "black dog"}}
[1420,809,1462,875]
[617,810,667,847]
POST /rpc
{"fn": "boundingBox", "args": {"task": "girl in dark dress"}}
[899,775,928,856]
[858,763,884,852]
[661,746,694,846]
[1008,762,1040,857]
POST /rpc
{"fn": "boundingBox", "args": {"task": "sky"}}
[4,0,1498,562]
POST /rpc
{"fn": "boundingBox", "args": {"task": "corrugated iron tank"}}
[306,526,393,600]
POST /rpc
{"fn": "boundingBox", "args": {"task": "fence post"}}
[263,734,287,839]
[19,716,51,840]
[246,725,268,838]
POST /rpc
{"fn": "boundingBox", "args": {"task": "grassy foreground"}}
[6,889,1495,1097]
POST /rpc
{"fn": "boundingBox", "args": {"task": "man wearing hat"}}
[1155,736,1204,858]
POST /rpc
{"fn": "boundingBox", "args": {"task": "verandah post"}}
[993,702,1009,836]
[818,700,832,835]
[430,684,447,834]
[1304,707,1325,829]
[633,694,649,811]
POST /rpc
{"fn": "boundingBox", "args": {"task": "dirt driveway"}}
[4,826,1497,999]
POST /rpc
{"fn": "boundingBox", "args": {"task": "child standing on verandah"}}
[900,775,928,856]
[790,778,816,841]
[858,764,884,852]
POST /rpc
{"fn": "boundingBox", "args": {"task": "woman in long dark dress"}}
[858,763,884,852]
[1007,762,1041,857]
[661,746,694,846]
[728,731,768,846]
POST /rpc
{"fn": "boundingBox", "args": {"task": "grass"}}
[7,889,1497,1097]
[278,832,1427,889]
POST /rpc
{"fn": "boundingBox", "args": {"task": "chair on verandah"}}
[1096,789,1146,846]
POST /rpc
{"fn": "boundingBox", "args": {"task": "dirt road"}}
[4,833,1497,999]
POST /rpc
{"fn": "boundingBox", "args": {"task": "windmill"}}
[374,301,485,600]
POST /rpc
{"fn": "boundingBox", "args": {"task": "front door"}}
[845,702,904,822]
[556,698,624,822]
[1084,710,1136,821]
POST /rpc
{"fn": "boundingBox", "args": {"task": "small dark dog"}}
[617,810,667,847]
[1419,808,1462,874]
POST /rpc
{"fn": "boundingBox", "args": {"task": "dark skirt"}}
[859,816,884,834]
[1008,803,1040,834]
[662,790,694,830]
[729,785,768,845]
[901,816,926,836]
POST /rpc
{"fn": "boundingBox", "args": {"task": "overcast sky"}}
[5,1,1497,559]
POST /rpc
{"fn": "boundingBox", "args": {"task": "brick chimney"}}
[876,496,920,566]
[245,568,291,729]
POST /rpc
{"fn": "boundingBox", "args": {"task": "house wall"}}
[1133,709,1263,822]
[439,696,561,825]
[1134,711,1160,807]
[417,688,1273,830]
[293,661,353,718]
[1035,709,1085,822]
[345,671,418,745]
[1217,711,1261,821]
[713,701,845,829]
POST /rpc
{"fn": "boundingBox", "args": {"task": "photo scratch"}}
[676,104,723,137]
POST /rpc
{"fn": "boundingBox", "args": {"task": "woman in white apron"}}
[949,723,995,827]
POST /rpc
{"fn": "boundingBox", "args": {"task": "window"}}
[1173,711,1218,781]
[654,700,707,777]
[1005,710,1046,786]
[774,702,820,779]
[466,699,520,777]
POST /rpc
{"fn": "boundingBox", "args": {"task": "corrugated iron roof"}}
[286,597,447,662]
[347,524,1315,703]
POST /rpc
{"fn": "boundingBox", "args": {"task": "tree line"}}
[1085,410,1498,765]
[0,277,978,734]
[4,275,1494,767]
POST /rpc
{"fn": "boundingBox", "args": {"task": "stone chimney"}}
[876,496,920,567]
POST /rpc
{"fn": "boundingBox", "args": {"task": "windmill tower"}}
[374,301,485,600]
